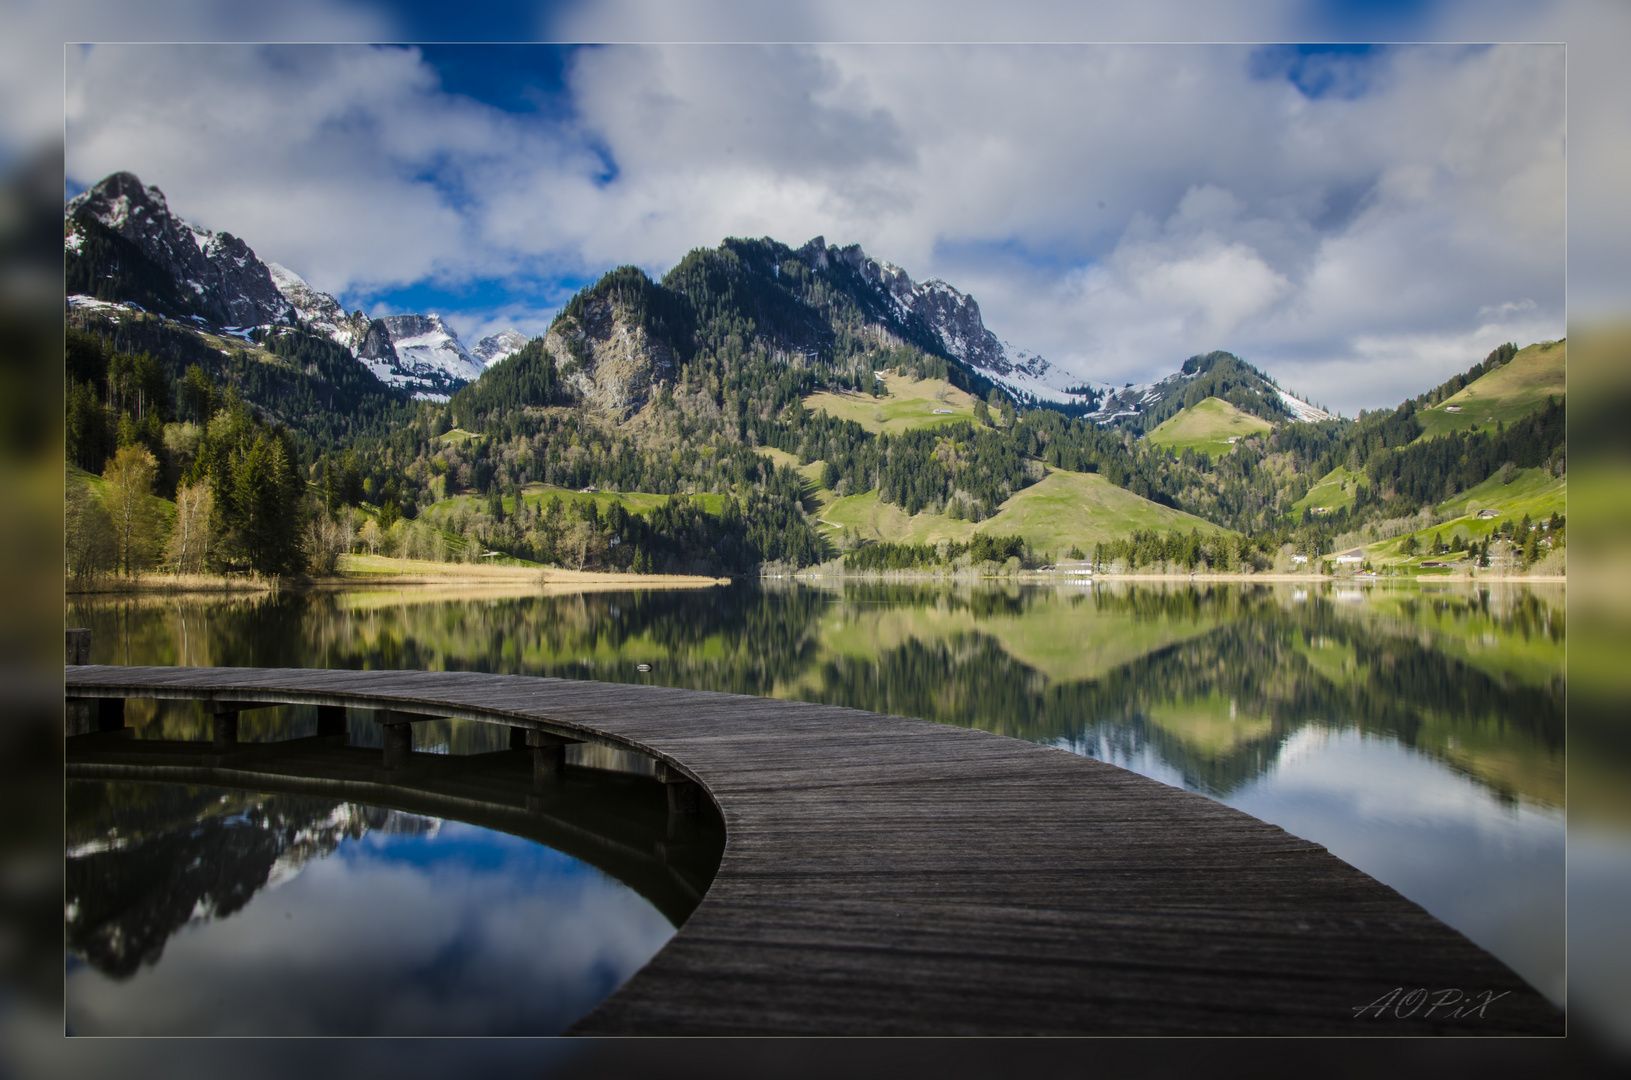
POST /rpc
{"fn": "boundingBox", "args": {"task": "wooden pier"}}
[64,664,1564,1036]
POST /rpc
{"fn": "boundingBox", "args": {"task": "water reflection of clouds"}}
[67,822,674,1036]
[1225,730,1564,1006]
[1054,733,1189,791]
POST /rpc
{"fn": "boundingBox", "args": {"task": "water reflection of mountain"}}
[68,581,1563,808]
[65,783,406,978]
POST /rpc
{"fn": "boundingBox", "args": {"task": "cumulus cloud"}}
[65,34,1563,413]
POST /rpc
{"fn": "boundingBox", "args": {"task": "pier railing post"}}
[65,630,101,735]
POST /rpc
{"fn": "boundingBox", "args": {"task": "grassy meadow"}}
[1415,340,1565,440]
[1289,466,1364,518]
[814,467,1227,556]
[1146,397,1274,457]
[803,372,980,434]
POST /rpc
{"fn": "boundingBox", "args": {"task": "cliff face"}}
[543,296,675,417]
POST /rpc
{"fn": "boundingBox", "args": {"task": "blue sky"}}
[35,4,1594,412]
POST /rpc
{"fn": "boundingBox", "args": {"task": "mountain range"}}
[66,172,525,398]
[65,170,1330,425]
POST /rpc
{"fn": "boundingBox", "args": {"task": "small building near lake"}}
[1333,548,1366,565]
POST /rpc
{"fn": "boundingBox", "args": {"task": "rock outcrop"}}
[543,297,675,417]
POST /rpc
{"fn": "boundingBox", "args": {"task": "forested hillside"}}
[64,230,1566,580]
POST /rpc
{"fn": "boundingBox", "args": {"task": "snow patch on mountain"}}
[1276,389,1334,423]
[1085,376,1183,422]
[267,263,369,351]
[381,315,486,385]
[67,294,142,317]
[472,329,529,367]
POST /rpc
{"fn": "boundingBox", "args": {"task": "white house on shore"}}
[1333,548,1366,565]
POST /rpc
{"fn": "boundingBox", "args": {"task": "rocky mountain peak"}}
[66,170,296,329]
[796,236,830,270]
[473,329,529,366]
[66,170,166,235]
[811,239,1090,406]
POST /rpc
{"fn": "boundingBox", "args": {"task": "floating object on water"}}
[637,663,651,672]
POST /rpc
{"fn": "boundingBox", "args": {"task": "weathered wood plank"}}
[63,664,1563,1036]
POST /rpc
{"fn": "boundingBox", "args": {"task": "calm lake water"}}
[65,782,687,1035]
[67,578,1566,1019]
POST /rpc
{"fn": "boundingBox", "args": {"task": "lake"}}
[66,577,1565,1028]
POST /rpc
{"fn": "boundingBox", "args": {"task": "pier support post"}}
[316,705,347,739]
[381,721,413,770]
[378,710,416,770]
[66,628,91,665]
[656,762,701,816]
[514,729,571,784]
[533,743,566,782]
[96,697,125,733]
[212,709,239,750]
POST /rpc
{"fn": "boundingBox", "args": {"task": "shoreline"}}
[787,569,1565,584]
[65,563,732,595]
[65,564,1564,596]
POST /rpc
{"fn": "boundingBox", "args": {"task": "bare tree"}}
[167,481,212,574]
[102,445,163,577]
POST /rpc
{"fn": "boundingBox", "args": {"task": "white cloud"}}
[65,36,1564,413]
[2,0,397,157]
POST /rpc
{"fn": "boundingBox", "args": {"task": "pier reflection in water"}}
[69,579,1564,1005]
[64,707,725,1036]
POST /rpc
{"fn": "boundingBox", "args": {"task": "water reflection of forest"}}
[69,581,1563,807]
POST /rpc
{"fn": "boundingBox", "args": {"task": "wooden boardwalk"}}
[64,665,1564,1036]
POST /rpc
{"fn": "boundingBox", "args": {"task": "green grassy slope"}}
[1416,340,1565,439]
[1290,466,1364,518]
[817,467,1227,555]
[1146,396,1274,457]
[803,372,981,434]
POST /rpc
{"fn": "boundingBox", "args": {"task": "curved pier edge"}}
[64,665,1565,1037]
